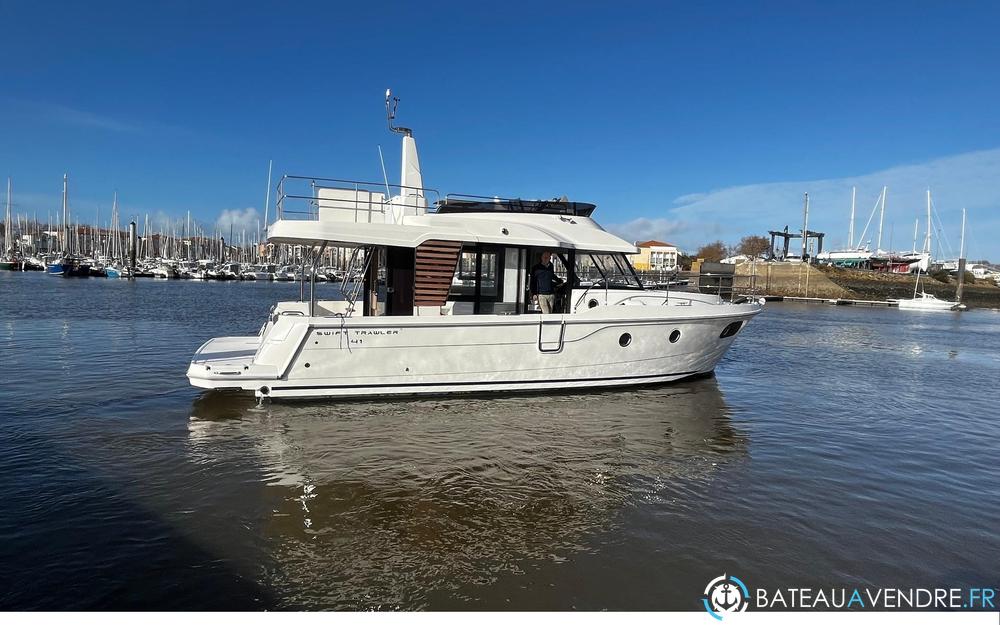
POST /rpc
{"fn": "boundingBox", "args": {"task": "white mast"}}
[801,192,810,261]
[111,192,118,260]
[923,189,932,255]
[876,186,886,252]
[62,174,69,254]
[848,186,856,248]
[959,207,966,260]
[4,178,11,254]
[263,159,273,229]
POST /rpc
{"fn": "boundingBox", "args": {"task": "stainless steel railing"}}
[275,175,440,221]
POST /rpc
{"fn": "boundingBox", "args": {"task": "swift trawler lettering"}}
[186,91,764,399]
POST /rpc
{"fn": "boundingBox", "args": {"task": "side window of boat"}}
[450,249,478,298]
[479,250,499,299]
[550,254,569,284]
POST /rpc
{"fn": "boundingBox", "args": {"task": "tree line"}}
[689,235,771,264]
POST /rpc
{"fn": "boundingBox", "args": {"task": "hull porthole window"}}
[669,330,681,343]
[619,333,632,347]
[588,299,599,309]
[720,321,743,338]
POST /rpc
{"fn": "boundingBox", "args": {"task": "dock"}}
[771,296,898,307]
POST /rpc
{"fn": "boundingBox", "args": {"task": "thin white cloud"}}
[0,97,192,136]
[44,103,139,133]
[216,207,261,236]
[654,148,1000,260]
[605,217,688,249]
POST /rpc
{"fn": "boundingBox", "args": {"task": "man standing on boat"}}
[530,251,564,314]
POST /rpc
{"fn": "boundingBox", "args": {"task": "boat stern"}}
[186,336,265,390]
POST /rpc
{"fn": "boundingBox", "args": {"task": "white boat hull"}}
[894,299,962,311]
[187,298,761,399]
[891,292,964,311]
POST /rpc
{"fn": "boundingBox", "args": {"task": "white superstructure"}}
[186,93,763,399]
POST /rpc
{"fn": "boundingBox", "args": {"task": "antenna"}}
[377,145,392,198]
[385,88,412,137]
[263,159,273,227]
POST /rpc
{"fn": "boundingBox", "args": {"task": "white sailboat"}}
[186,91,764,400]
[891,205,966,311]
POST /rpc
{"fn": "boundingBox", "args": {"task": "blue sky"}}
[2,1,999,258]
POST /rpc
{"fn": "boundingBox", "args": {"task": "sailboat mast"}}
[263,159,273,229]
[62,174,69,254]
[848,186,856,248]
[876,186,886,252]
[959,207,966,260]
[4,178,12,254]
[923,189,932,255]
[956,208,967,306]
[801,192,810,261]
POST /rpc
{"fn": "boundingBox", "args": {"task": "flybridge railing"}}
[274,175,440,221]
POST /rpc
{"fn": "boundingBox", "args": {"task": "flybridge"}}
[270,89,599,226]
[272,177,597,222]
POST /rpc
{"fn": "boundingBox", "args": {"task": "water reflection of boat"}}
[187,377,747,608]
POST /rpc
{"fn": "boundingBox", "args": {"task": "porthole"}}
[304,362,311,368]
[619,333,632,347]
[720,321,743,338]
[669,330,681,343]
[588,299,599,309]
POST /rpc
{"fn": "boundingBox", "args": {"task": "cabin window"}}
[451,250,478,298]
[478,250,500,300]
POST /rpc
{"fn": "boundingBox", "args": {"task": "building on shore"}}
[631,240,679,272]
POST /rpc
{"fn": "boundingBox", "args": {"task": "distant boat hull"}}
[47,258,91,277]
[890,292,964,311]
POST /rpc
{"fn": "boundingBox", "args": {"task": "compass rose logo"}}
[702,573,749,620]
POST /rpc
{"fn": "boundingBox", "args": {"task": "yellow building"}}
[630,240,680,272]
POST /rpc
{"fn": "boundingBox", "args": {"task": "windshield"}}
[576,253,643,289]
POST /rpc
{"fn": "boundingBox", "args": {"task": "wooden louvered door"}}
[414,240,463,308]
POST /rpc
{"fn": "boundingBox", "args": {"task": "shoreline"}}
[735,262,1000,309]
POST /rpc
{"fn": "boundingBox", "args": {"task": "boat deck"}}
[188,336,270,388]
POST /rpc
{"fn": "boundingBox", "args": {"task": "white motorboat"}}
[187,91,763,400]
[242,263,277,281]
[274,265,300,281]
[151,262,179,279]
[208,262,241,280]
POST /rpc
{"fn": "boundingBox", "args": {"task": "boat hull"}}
[890,292,963,311]
[46,261,91,277]
[187,303,762,399]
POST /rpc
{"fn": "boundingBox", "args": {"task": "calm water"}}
[1,271,998,610]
